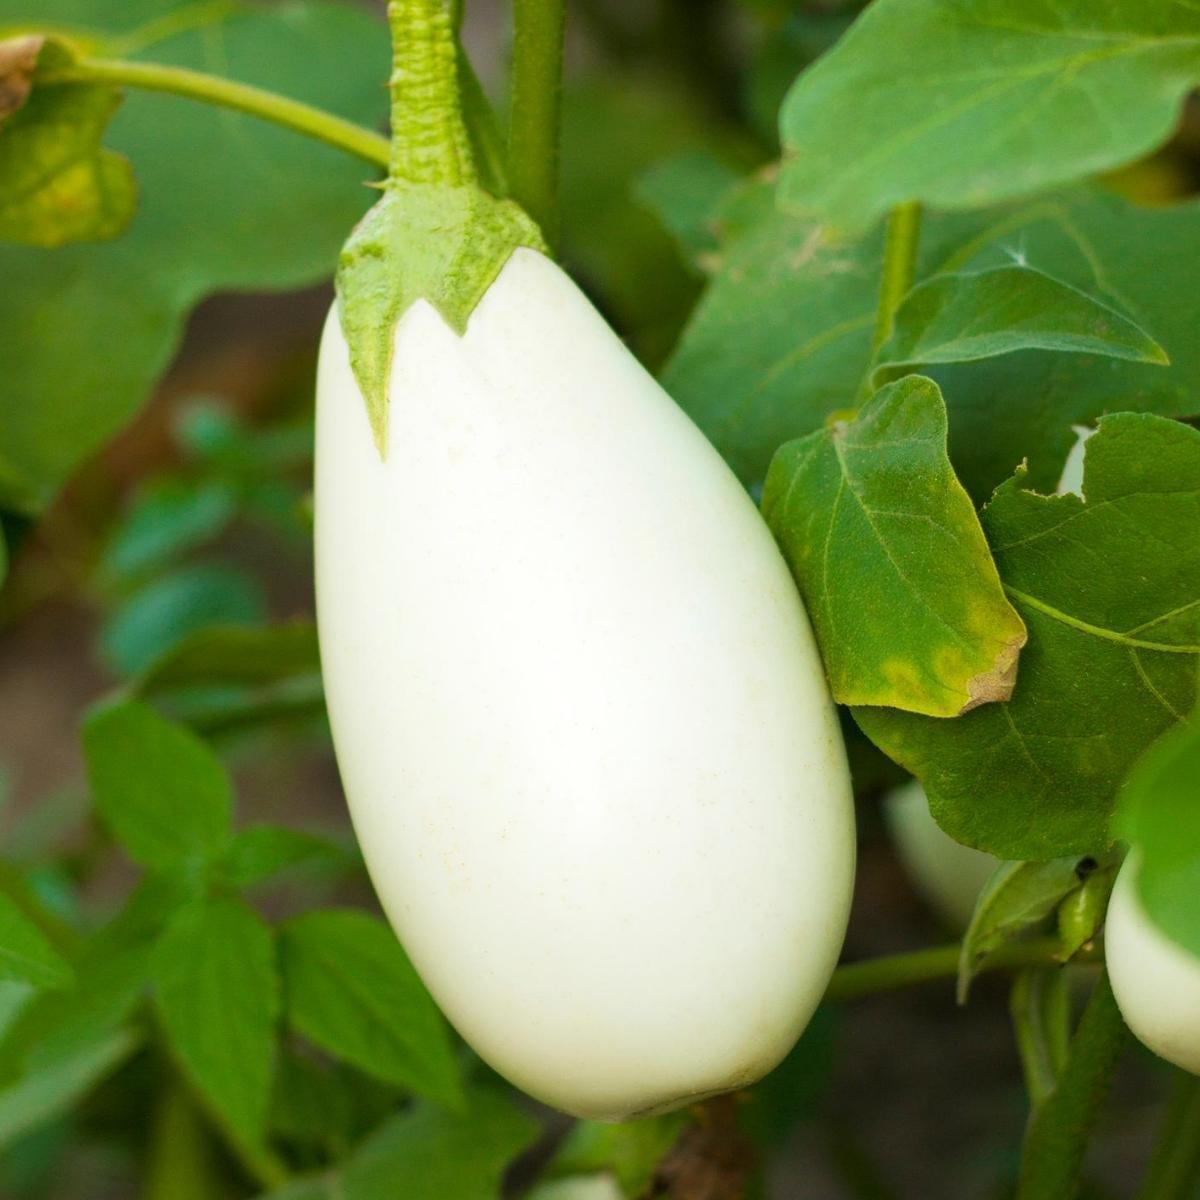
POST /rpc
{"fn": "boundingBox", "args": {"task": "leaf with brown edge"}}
[857,413,1200,860]
[762,374,1027,718]
[0,36,135,247]
[0,34,41,120]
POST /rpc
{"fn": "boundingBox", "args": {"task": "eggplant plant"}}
[0,0,1198,1197]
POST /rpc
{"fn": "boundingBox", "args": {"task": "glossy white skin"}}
[315,247,856,1120]
[1106,856,1200,1076]
[883,781,997,930]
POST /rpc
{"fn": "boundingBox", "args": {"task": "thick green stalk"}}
[507,0,566,244]
[39,57,389,169]
[824,937,1099,1004]
[1015,970,1129,1200]
[386,0,474,186]
[1011,967,1072,1106]
[1135,1072,1200,1200]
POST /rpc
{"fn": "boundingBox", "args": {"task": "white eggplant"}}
[1106,855,1200,1076]
[315,246,856,1119]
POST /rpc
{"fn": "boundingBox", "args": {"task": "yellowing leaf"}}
[763,375,1026,717]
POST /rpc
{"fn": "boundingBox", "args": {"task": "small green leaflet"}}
[857,413,1200,860]
[957,858,1085,1002]
[100,477,238,585]
[99,564,265,679]
[152,897,278,1142]
[136,621,320,696]
[763,376,1026,717]
[214,825,352,893]
[82,700,232,869]
[873,265,1167,386]
[1115,711,1200,960]
[0,35,135,246]
[0,1027,138,1150]
[259,1087,540,1200]
[0,894,71,990]
[779,0,1200,234]
[279,909,461,1107]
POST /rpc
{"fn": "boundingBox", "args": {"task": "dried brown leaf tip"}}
[959,629,1027,713]
[0,35,44,122]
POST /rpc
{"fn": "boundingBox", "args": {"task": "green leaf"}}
[634,150,741,272]
[874,265,1168,384]
[82,700,232,869]
[665,187,1200,502]
[0,35,136,246]
[101,477,238,584]
[857,413,1200,859]
[279,909,460,1106]
[778,0,1200,234]
[0,0,388,513]
[763,375,1026,716]
[215,825,352,892]
[153,897,278,1142]
[0,873,189,1083]
[268,1046,397,1159]
[1115,711,1200,959]
[0,894,70,990]
[331,1087,539,1200]
[958,859,1085,1002]
[0,1026,138,1150]
[136,621,320,696]
[259,1087,539,1200]
[100,565,265,679]
[548,1114,689,1197]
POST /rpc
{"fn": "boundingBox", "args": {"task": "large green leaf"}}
[778,0,1200,234]
[874,265,1167,383]
[1115,712,1200,959]
[762,376,1026,716]
[0,0,387,513]
[0,895,70,990]
[857,414,1200,860]
[82,700,232,869]
[279,909,460,1107]
[665,187,1200,501]
[153,896,278,1141]
[0,35,135,245]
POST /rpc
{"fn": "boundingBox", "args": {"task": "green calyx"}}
[335,0,546,457]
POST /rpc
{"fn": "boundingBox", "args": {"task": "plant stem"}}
[1135,1072,1200,1200]
[39,57,389,169]
[507,0,566,245]
[386,0,474,186]
[824,937,1099,1004]
[869,200,922,360]
[1015,970,1128,1200]
[1011,966,1071,1106]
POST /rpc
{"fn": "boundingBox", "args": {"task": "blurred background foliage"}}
[0,0,1197,1197]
